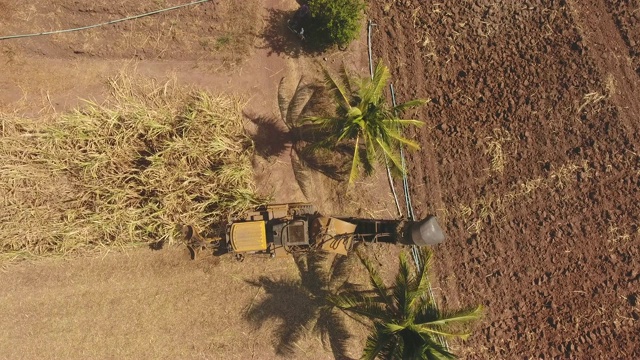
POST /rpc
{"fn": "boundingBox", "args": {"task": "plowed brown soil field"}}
[368,0,639,358]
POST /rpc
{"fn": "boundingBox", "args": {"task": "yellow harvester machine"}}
[185,203,445,260]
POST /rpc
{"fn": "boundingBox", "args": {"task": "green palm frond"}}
[360,62,391,106]
[348,136,361,185]
[393,252,412,318]
[299,63,427,184]
[411,323,472,340]
[385,322,407,333]
[305,115,340,128]
[412,248,434,307]
[383,127,421,150]
[322,66,352,112]
[338,118,361,142]
[422,306,483,327]
[422,336,457,360]
[392,99,429,113]
[346,249,481,359]
[357,249,393,306]
[362,134,377,176]
[383,119,425,128]
[376,137,404,174]
[362,321,399,360]
[400,330,429,360]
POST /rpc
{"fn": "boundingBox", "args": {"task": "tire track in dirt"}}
[568,0,640,136]
[604,0,640,77]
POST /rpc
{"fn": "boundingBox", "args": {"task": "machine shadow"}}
[244,252,360,359]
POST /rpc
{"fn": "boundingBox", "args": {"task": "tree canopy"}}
[306,62,427,184]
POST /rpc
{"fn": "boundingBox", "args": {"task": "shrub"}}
[305,0,365,49]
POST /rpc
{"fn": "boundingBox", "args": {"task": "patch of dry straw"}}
[0,75,261,257]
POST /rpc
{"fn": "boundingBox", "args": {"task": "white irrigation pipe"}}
[367,19,376,79]
[390,84,415,221]
[390,84,421,262]
[367,19,402,217]
[0,0,212,41]
[369,19,446,348]
[391,80,450,353]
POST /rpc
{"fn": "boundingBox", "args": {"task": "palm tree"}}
[328,248,482,359]
[305,62,427,184]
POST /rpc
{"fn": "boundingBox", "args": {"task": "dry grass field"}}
[1,75,259,257]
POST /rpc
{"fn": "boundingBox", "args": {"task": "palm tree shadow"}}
[279,77,352,181]
[244,253,359,359]
[244,112,346,199]
[246,77,352,194]
[244,112,290,158]
[259,8,323,58]
[289,142,353,200]
[244,276,316,355]
[294,141,352,181]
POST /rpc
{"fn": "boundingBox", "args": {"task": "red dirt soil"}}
[368,0,639,358]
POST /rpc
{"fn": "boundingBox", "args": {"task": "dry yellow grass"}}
[483,128,512,175]
[456,160,591,234]
[0,75,262,257]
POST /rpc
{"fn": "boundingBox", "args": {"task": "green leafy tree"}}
[328,248,482,359]
[306,0,365,49]
[306,62,427,184]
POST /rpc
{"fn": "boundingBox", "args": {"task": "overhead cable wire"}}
[0,0,212,41]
